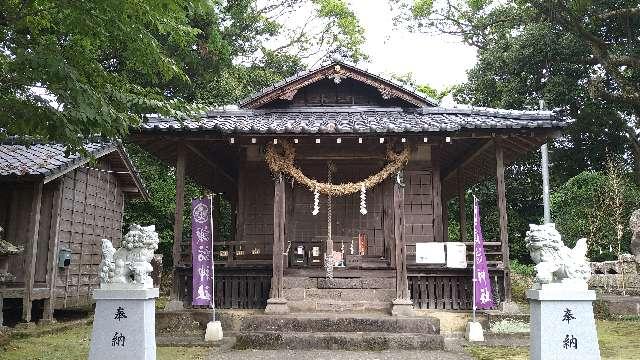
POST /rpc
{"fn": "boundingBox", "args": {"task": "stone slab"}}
[234,331,445,351]
[528,289,601,360]
[314,300,391,312]
[89,293,157,360]
[239,313,440,334]
[598,294,640,316]
[304,288,395,302]
[316,278,395,289]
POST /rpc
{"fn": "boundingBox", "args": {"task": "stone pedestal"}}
[265,297,290,314]
[89,288,159,360]
[391,298,415,316]
[528,284,601,360]
[465,321,484,342]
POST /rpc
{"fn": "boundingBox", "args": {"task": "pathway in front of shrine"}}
[206,349,473,360]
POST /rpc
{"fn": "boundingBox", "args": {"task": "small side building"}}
[0,142,148,325]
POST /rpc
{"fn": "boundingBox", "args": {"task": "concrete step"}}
[239,313,440,334]
[234,331,445,350]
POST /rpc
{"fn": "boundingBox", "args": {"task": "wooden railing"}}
[173,267,271,309]
[408,270,504,310]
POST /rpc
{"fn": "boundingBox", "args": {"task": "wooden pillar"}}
[458,168,467,242]
[265,175,289,314]
[394,178,409,300]
[43,180,64,322]
[23,181,43,322]
[170,143,186,303]
[432,145,443,242]
[391,173,414,316]
[270,175,286,299]
[495,140,512,302]
[384,180,395,268]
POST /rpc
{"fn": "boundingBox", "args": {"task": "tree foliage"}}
[1,0,366,151]
[551,168,640,262]
[395,0,640,261]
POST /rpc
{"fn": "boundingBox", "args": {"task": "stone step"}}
[234,331,445,350]
[239,313,440,334]
[288,299,391,312]
[283,276,395,289]
[283,287,396,302]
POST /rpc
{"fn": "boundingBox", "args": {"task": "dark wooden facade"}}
[0,145,147,323]
[133,60,566,312]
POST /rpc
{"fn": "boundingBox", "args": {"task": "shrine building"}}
[130,60,567,313]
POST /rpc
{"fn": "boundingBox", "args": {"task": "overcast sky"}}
[349,1,477,91]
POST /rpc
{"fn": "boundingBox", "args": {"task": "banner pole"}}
[209,194,216,322]
[472,195,477,323]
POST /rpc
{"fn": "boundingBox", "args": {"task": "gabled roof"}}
[0,142,149,200]
[140,106,566,135]
[239,59,439,108]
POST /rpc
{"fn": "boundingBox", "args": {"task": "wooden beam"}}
[495,140,512,302]
[458,169,467,242]
[394,177,409,300]
[185,143,235,185]
[432,146,444,243]
[44,180,64,322]
[501,137,531,153]
[443,139,494,182]
[270,175,286,299]
[22,181,43,322]
[170,143,186,302]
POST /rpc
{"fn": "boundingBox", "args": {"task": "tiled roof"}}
[239,59,439,107]
[0,142,115,178]
[140,106,566,135]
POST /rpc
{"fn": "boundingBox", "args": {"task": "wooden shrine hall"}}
[131,60,567,314]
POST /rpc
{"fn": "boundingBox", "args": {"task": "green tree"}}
[1,0,366,151]
[115,1,366,266]
[551,167,640,261]
[394,0,639,178]
[393,0,640,261]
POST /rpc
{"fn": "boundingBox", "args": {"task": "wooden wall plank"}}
[432,146,443,242]
[43,180,63,321]
[458,169,467,242]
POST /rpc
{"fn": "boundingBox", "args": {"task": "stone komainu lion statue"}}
[525,223,590,284]
[99,224,159,288]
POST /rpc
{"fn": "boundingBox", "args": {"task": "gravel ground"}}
[206,349,474,360]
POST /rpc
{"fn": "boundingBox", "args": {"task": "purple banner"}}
[191,197,214,306]
[473,196,495,309]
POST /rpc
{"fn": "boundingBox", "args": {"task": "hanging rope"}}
[265,141,410,196]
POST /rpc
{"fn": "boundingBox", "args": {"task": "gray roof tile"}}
[140,107,566,135]
[0,142,114,178]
